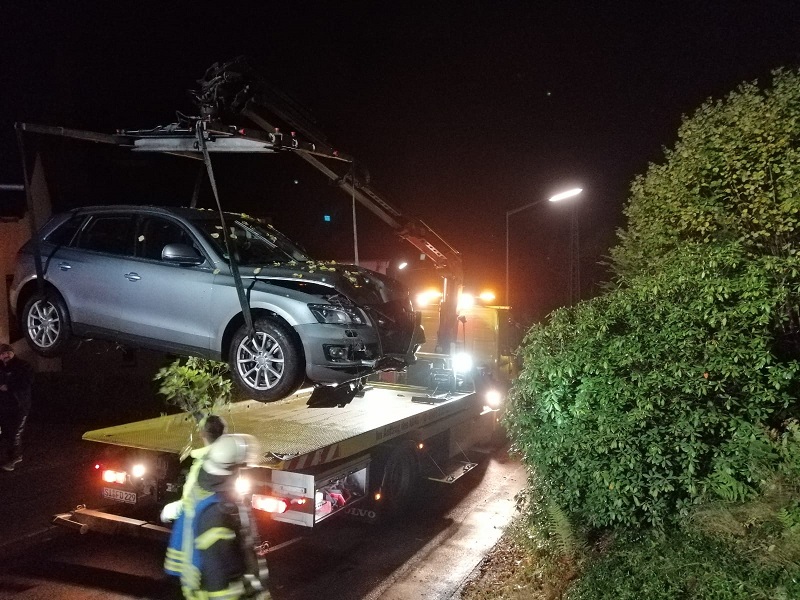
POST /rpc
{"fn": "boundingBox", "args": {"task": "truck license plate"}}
[103,487,137,504]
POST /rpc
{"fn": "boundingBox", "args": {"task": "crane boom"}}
[195,57,463,352]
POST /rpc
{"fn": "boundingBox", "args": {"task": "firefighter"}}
[160,415,227,523]
[164,433,271,599]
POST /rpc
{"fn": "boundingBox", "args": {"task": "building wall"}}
[0,216,31,345]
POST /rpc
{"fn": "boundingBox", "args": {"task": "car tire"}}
[229,318,304,402]
[22,291,73,357]
[380,444,419,519]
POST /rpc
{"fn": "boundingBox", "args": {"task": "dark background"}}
[2,1,799,323]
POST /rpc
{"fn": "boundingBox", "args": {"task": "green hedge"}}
[567,527,800,600]
[506,242,800,527]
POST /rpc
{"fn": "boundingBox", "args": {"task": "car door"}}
[50,213,136,334]
[113,215,215,353]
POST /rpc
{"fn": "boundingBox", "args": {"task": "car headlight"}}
[485,389,503,408]
[452,352,474,373]
[308,304,365,325]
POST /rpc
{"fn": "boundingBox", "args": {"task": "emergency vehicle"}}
[53,352,504,544]
[13,57,511,540]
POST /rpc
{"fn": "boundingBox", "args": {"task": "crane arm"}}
[195,57,463,351]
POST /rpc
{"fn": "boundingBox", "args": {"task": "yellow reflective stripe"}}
[164,547,185,572]
[207,580,245,599]
[180,564,201,590]
[164,557,183,570]
[183,447,212,501]
[182,586,209,599]
[195,526,236,550]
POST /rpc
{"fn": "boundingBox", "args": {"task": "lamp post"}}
[505,187,583,308]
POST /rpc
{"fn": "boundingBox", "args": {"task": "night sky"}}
[2,2,799,322]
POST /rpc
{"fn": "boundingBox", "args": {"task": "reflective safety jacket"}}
[165,483,262,600]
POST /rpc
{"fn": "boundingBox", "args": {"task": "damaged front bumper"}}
[298,310,424,383]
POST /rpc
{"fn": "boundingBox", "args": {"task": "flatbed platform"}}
[83,383,479,471]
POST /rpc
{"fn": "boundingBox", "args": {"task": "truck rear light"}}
[131,464,146,478]
[252,494,289,514]
[235,476,252,496]
[102,469,126,484]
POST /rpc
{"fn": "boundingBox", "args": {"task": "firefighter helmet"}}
[203,433,260,475]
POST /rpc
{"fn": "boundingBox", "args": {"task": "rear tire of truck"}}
[229,318,304,402]
[381,444,419,519]
[22,290,73,357]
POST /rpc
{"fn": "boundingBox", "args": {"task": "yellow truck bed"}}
[83,383,479,471]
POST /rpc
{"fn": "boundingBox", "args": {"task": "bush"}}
[507,69,800,529]
[567,527,800,600]
[506,242,800,527]
[611,69,800,277]
[154,356,233,418]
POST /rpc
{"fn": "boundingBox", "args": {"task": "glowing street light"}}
[505,187,583,308]
[548,187,583,203]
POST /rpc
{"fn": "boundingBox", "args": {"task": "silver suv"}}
[10,206,423,401]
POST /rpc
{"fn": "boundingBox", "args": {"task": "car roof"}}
[66,205,232,221]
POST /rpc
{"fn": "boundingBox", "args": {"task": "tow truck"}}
[13,58,508,541]
[53,353,503,543]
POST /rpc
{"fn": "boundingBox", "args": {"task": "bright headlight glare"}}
[485,389,503,407]
[308,304,363,325]
[452,352,473,373]
[131,463,146,478]
[235,476,252,496]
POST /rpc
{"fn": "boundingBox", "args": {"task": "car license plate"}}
[103,487,137,504]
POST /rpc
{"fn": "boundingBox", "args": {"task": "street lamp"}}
[505,187,582,308]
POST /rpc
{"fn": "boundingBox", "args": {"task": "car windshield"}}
[191,215,310,265]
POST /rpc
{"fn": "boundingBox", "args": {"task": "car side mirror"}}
[162,243,204,265]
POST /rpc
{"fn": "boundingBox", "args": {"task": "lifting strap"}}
[195,123,254,337]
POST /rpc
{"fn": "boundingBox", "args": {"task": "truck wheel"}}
[22,291,73,357]
[381,445,419,518]
[229,318,303,402]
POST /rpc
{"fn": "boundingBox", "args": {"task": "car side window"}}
[77,215,136,256]
[44,214,86,247]
[137,216,197,261]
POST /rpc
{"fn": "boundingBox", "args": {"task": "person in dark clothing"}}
[0,344,33,472]
[164,433,271,599]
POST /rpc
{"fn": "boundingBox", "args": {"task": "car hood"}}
[239,261,408,306]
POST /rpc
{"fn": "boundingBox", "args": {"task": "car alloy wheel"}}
[236,329,285,390]
[27,299,61,348]
[229,318,304,402]
[22,292,73,356]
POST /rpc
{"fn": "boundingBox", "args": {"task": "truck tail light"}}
[102,469,127,484]
[252,494,289,514]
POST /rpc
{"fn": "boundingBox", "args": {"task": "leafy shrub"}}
[154,356,233,418]
[611,69,800,278]
[567,527,800,600]
[506,242,800,527]
[692,482,800,571]
[507,69,800,529]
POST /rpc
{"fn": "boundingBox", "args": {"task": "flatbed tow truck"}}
[53,353,502,547]
[14,57,506,544]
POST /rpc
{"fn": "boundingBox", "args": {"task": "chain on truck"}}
[14,57,511,545]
